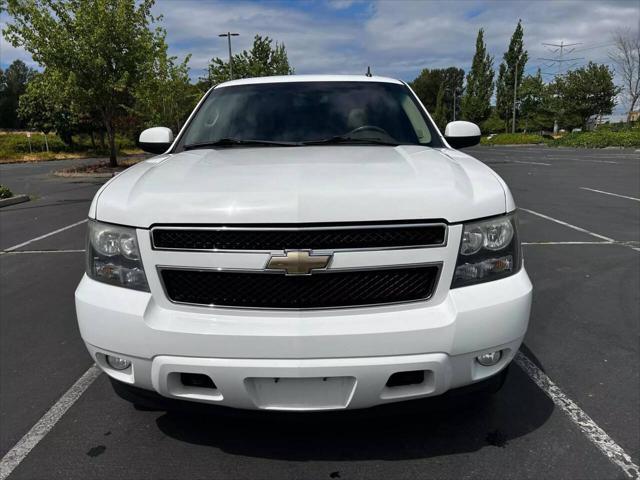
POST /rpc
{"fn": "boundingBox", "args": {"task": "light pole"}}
[512,56,519,134]
[219,32,239,80]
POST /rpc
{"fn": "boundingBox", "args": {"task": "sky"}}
[1,0,639,112]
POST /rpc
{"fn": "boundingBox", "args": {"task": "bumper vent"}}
[152,224,446,251]
[160,265,440,309]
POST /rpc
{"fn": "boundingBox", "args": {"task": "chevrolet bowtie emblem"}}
[266,250,332,275]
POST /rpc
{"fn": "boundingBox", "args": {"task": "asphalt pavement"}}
[0,146,638,479]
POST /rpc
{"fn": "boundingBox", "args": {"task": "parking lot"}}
[0,145,638,479]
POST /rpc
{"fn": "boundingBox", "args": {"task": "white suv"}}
[75,75,532,411]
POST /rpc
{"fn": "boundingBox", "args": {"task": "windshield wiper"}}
[301,136,399,146]
[184,138,300,150]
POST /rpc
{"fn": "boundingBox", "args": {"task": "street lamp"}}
[219,32,239,80]
[512,57,519,134]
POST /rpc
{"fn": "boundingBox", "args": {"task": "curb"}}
[481,143,548,147]
[0,194,30,208]
[53,172,116,178]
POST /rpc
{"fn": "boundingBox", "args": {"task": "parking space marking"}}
[519,208,616,242]
[540,158,619,164]
[580,187,640,202]
[1,249,85,255]
[2,219,88,252]
[510,160,552,166]
[522,241,612,245]
[0,365,102,480]
[515,353,640,479]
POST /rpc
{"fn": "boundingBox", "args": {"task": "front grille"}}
[160,265,440,309]
[152,224,446,251]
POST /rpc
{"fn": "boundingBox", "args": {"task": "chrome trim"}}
[155,262,443,311]
[149,222,448,253]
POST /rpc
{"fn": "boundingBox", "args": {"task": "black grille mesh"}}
[152,225,445,251]
[161,266,439,309]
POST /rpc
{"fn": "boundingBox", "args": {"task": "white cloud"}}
[2,0,637,94]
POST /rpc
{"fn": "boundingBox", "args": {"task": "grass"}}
[0,132,142,163]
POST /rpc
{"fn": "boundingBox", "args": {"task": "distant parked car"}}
[76,75,532,412]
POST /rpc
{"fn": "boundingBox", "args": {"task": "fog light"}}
[476,350,502,366]
[106,355,131,370]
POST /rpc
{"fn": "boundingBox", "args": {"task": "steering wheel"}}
[345,125,391,137]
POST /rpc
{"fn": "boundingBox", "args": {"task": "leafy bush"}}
[480,128,640,148]
[552,129,640,148]
[0,185,13,199]
[481,133,546,145]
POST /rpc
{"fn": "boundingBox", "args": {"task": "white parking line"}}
[3,220,88,252]
[519,208,616,242]
[515,353,640,479]
[0,365,102,480]
[580,187,640,203]
[522,241,612,245]
[0,249,85,255]
[511,160,551,166]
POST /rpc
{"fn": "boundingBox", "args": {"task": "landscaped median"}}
[53,156,147,178]
[0,185,30,208]
[0,131,143,164]
[481,125,640,148]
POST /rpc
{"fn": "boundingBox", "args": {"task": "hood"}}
[93,146,507,227]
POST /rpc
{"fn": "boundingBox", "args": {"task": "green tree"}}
[131,36,200,133]
[519,69,547,132]
[481,108,504,134]
[556,62,620,128]
[410,67,464,122]
[495,20,528,131]
[4,0,162,166]
[17,69,79,144]
[203,35,294,87]
[461,28,494,125]
[0,59,36,129]
[432,83,447,130]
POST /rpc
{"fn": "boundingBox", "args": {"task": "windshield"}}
[178,81,443,148]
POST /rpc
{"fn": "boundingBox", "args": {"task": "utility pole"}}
[452,87,457,121]
[539,41,583,133]
[512,57,519,133]
[218,32,239,80]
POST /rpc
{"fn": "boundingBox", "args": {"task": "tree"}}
[410,67,464,122]
[17,69,79,145]
[0,59,36,129]
[519,69,546,132]
[495,20,528,131]
[131,35,200,133]
[461,28,494,125]
[203,35,294,87]
[4,0,162,166]
[609,28,640,121]
[432,83,447,130]
[481,108,504,134]
[555,62,619,128]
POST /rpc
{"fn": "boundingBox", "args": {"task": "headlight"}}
[452,213,521,288]
[86,220,149,291]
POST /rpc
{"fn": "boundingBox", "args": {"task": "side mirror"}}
[138,127,174,154]
[444,121,481,149]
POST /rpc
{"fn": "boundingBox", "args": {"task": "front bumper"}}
[76,268,532,411]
